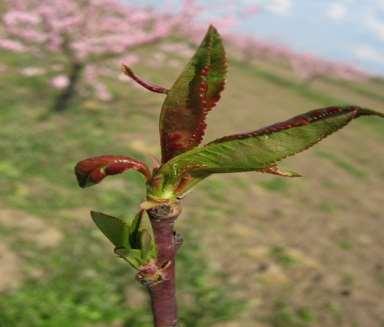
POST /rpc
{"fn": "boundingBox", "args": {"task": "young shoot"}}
[75,26,383,327]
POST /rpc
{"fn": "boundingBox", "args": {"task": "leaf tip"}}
[208,24,218,34]
[355,107,384,118]
[90,210,101,223]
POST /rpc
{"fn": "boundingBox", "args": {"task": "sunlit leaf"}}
[160,25,226,163]
[75,155,151,188]
[150,106,383,199]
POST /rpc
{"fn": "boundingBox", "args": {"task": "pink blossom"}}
[4,11,40,25]
[1,0,264,101]
[51,75,70,89]
[0,0,190,100]
[228,33,370,81]
[0,38,25,52]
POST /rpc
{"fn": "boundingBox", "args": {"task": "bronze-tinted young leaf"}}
[160,25,226,163]
[150,106,383,199]
[75,155,151,188]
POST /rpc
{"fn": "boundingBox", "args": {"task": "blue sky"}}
[131,0,384,76]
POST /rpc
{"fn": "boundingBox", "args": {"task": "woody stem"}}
[146,203,181,327]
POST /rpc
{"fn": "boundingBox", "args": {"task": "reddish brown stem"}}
[146,203,181,327]
[122,65,169,94]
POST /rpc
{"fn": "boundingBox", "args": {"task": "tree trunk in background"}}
[52,62,84,112]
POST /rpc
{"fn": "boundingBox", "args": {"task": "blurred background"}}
[0,0,383,326]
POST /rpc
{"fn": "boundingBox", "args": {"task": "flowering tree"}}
[0,0,259,112]
[288,52,370,83]
[229,34,370,83]
[0,0,184,112]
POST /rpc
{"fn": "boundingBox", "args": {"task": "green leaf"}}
[90,210,156,267]
[160,25,226,163]
[129,210,142,249]
[114,248,143,269]
[90,211,130,249]
[140,230,155,260]
[129,210,156,260]
[149,106,383,199]
[139,214,156,261]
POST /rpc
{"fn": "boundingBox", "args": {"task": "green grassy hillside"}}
[0,44,383,327]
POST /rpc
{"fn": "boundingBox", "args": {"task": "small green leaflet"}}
[90,210,156,268]
[130,209,157,261]
[149,106,383,198]
[91,211,130,249]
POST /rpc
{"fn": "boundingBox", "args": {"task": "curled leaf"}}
[75,155,151,188]
[160,25,227,163]
[149,106,383,199]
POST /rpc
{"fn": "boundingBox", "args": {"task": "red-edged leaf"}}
[160,25,227,163]
[75,155,151,188]
[209,106,376,144]
[148,106,383,200]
